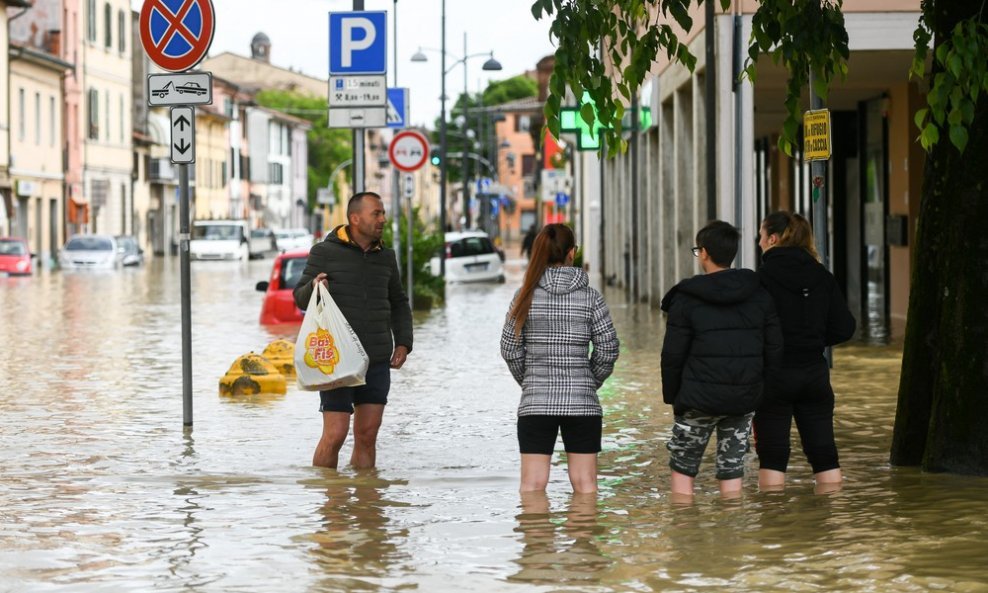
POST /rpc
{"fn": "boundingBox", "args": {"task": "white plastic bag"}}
[294,283,369,391]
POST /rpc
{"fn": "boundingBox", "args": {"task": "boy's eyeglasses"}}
[691,246,702,257]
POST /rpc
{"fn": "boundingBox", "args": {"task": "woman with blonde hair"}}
[754,211,856,491]
[500,224,620,494]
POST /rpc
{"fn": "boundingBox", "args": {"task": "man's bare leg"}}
[350,404,385,469]
[314,411,351,468]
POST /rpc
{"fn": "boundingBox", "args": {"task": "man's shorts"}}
[666,410,754,480]
[517,415,602,455]
[319,362,391,414]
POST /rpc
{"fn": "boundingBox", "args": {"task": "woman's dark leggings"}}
[753,360,840,474]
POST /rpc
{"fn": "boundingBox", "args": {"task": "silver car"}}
[59,235,121,270]
[114,235,144,266]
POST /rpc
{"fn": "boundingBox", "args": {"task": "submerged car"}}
[0,237,32,276]
[190,220,250,261]
[429,231,505,283]
[58,235,121,270]
[273,228,313,252]
[249,228,278,259]
[255,249,309,325]
[114,235,144,266]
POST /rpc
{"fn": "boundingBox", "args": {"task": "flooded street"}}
[1,256,986,593]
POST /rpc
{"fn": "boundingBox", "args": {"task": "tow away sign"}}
[148,72,213,106]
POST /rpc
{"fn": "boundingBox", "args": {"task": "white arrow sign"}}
[170,106,195,164]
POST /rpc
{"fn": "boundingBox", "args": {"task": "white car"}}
[190,220,250,261]
[429,231,505,283]
[273,228,313,252]
[59,235,122,270]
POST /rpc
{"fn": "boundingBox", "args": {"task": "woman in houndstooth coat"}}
[501,223,620,494]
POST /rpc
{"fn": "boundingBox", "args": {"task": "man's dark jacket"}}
[758,246,856,367]
[293,225,413,364]
[660,268,783,416]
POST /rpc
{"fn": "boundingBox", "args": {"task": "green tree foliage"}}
[254,90,351,208]
[381,207,445,308]
[482,75,538,106]
[532,0,848,156]
[911,13,988,153]
[431,75,539,183]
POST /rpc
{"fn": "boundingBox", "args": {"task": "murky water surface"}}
[1,257,986,592]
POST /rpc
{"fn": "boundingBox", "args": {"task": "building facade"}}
[9,43,71,266]
[79,0,133,237]
[572,1,923,342]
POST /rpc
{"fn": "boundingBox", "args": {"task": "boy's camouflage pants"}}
[667,410,754,480]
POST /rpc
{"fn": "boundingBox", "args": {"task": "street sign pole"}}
[179,163,192,426]
[352,0,366,193]
[140,0,216,429]
[807,70,832,368]
[405,175,414,308]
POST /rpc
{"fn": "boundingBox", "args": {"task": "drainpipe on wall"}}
[5,4,31,237]
[705,0,716,221]
[732,13,743,267]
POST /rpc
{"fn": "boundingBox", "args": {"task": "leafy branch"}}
[743,1,848,155]
[534,0,849,158]
[911,5,988,153]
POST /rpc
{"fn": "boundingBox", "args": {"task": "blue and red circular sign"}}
[139,0,215,72]
[389,131,430,173]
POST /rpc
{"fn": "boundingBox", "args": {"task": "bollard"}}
[218,353,286,396]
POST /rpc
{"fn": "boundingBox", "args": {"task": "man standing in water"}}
[294,192,413,469]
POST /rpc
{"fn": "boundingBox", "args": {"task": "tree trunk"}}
[891,0,988,474]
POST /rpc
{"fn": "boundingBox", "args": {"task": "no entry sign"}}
[140,0,215,72]
[388,130,429,173]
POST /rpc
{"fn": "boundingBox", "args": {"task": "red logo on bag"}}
[303,328,340,374]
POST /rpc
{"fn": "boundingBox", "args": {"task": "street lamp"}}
[411,9,501,277]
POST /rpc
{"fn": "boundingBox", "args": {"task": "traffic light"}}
[430,146,441,166]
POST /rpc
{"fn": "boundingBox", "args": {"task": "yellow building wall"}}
[194,113,231,220]
[10,58,64,261]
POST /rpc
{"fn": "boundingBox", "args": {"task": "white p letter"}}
[341,18,375,68]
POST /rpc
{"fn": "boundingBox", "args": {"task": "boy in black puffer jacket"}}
[660,221,784,500]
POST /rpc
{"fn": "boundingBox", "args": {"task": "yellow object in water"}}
[262,339,295,378]
[219,353,287,396]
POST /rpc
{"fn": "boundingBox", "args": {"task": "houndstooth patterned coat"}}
[500,266,620,417]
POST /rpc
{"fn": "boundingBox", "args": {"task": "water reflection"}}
[510,492,610,586]
[2,259,988,592]
[304,471,411,592]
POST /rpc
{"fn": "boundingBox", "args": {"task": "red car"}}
[0,237,32,276]
[255,248,309,324]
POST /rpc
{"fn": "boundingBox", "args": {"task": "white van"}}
[190,220,250,261]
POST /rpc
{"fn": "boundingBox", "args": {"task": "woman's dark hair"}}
[762,211,819,261]
[508,223,576,335]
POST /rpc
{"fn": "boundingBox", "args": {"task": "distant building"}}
[201,32,324,98]
[0,0,33,238]
[8,42,72,266]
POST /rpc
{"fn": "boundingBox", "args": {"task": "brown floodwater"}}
[1,256,986,592]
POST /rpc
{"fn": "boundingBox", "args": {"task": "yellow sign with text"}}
[803,109,831,161]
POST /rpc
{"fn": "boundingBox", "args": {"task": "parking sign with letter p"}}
[329,11,387,75]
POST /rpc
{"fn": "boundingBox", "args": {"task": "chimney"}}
[47,30,62,58]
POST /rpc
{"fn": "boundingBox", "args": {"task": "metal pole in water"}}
[405,175,414,309]
[179,162,192,426]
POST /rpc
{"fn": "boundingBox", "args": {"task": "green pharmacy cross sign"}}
[559,94,652,151]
